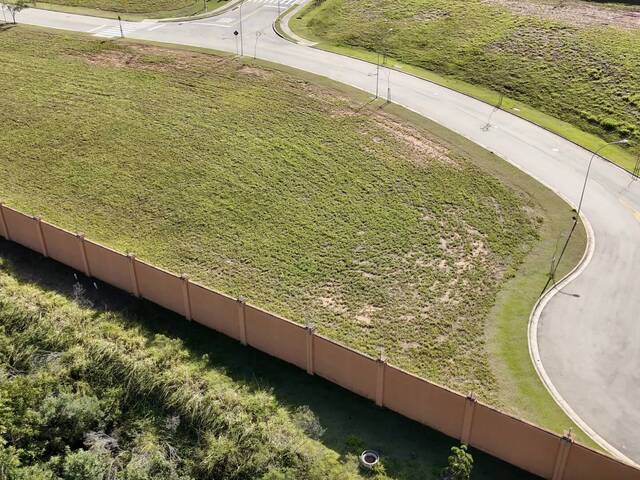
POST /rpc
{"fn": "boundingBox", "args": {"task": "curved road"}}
[8,1,640,465]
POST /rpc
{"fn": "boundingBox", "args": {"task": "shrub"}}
[441,444,473,480]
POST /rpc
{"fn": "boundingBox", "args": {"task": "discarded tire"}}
[359,450,380,470]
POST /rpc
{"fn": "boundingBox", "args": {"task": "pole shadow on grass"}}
[0,240,539,480]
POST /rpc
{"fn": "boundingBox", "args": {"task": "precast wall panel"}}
[469,404,559,479]
[564,444,640,480]
[135,261,185,316]
[2,207,41,253]
[313,336,377,401]
[84,240,132,293]
[383,365,465,440]
[189,283,240,340]
[40,222,85,272]
[245,305,307,370]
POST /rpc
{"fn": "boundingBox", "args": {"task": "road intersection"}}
[6,0,640,465]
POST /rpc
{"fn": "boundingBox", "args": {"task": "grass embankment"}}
[290,0,639,171]
[0,28,587,441]
[7,0,230,20]
[0,241,537,479]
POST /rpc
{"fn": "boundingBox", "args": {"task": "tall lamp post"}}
[575,139,629,220]
[238,0,245,57]
[375,27,393,99]
[544,138,630,292]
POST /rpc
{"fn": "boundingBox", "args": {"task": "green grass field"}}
[0,242,540,479]
[6,0,230,19]
[0,27,588,442]
[291,0,640,170]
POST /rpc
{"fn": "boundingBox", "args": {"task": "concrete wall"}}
[245,305,308,370]
[84,240,133,293]
[383,365,465,440]
[313,335,378,401]
[189,282,240,340]
[40,222,86,273]
[135,260,185,316]
[1,204,638,480]
[469,404,560,479]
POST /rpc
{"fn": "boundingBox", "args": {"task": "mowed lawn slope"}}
[8,0,228,18]
[3,29,546,407]
[294,0,640,165]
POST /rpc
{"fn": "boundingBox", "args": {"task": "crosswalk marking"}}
[246,0,296,5]
[93,24,143,38]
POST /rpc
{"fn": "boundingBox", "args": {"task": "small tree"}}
[6,0,30,24]
[441,444,473,480]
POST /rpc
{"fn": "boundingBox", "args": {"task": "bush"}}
[62,448,111,480]
[441,444,473,480]
[40,393,105,447]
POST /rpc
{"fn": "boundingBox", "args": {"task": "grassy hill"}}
[292,0,640,169]
[0,27,587,441]
[6,0,230,19]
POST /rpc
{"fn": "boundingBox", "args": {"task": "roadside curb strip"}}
[156,0,244,23]
[528,212,640,469]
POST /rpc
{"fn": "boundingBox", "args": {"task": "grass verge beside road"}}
[4,0,230,20]
[0,27,588,444]
[289,0,639,172]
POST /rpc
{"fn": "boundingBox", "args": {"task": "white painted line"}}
[87,24,107,33]
[148,23,165,31]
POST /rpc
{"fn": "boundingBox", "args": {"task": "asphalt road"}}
[6,1,640,465]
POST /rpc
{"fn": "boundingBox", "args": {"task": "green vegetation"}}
[291,0,639,170]
[0,27,587,441]
[0,241,536,479]
[441,445,473,480]
[6,0,230,19]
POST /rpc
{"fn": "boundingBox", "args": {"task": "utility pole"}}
[542,139,630,293]
[375,52,380,99]
[375,28,393,100]
[254,31,262,59]
[239,0,244,57]
[118,16,124,38]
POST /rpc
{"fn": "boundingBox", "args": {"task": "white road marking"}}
[148,23,165,31]
[87,24,107,33]
[193,21,234,27]
[93,24,143,38]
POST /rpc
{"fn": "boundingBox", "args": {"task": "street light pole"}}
[239,0,245,57]
[542,138,629,293]
[375,52,380,98]
[575,139,629,221]
[375,28,393,100]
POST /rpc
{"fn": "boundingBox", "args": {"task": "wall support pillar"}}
[305,325,315,375]
[77,233,91,277]
[375,350,387,407]
[236,297,247,345]
[460,393,477,445]
[552,432,574,480]
[127,254,140,297]
[0,203,10,240]
[181,274,192,321]
[35,217,48,257]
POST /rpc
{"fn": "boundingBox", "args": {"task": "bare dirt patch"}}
[486,0,640,29]
[372,113,456,166]
[80,44,229,72]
